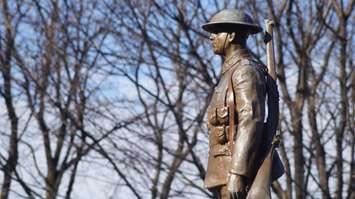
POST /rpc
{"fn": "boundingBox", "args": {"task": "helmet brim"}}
[202,22,262,34]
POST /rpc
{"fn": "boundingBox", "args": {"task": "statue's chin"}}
[213,49,222,55]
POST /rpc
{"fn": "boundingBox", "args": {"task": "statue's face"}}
[209,32,229,55]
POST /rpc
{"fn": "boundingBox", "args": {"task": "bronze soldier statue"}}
[202,9,284,199]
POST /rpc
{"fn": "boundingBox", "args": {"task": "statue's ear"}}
[228,32,235,42]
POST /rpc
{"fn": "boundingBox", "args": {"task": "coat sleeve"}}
[229,60,266,177]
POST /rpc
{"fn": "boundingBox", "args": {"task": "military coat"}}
[204,49,268,188]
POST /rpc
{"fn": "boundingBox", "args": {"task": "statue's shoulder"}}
[237,57,267,75]
[237,56,265,67]
[232,57,263,71]
[230,57,267,84]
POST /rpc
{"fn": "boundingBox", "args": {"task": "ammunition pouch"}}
[209,125,236,157]
[208,105,229,126]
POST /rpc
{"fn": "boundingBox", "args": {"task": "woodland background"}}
[0,0,354,198]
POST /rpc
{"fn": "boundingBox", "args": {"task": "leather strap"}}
[226,62,240,153]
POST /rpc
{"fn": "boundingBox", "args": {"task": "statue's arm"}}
[229,63,266,177]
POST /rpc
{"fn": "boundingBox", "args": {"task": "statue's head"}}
[202,9,262,55]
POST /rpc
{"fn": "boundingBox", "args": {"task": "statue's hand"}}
[227,173,247,199]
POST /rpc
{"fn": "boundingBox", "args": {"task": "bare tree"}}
[0,0,20,198]
[1,0,123,198]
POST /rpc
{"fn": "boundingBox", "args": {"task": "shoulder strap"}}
[226,64,240,153]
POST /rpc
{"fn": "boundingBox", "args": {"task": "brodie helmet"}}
[202,9,262,34]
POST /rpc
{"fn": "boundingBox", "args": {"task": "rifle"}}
[246,19,282,199]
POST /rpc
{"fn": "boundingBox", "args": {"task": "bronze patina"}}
[202,9,284,199]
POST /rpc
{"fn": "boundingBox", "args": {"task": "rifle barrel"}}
[265,19,276,81]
